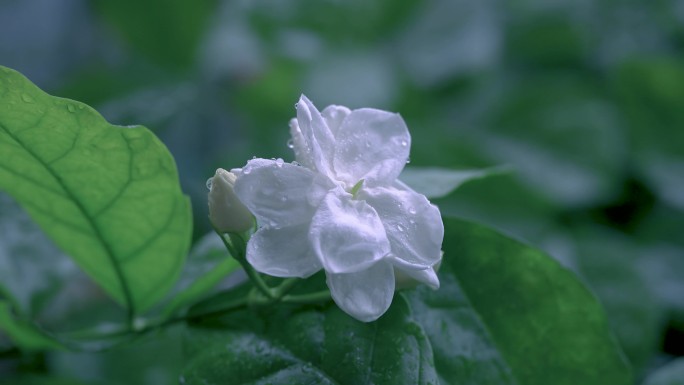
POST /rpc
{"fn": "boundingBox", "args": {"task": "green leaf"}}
[406,218,632,385]
[183,296,438,385]
[571,227,662,372]
[642,358,684,385]
[161,232,241,317]
[0,66,192,315]
[399,166,510,199]
[0,301,62,351]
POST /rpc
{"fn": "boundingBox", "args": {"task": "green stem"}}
[272,278,300,299]
[214,230,275,300]
[281,290,332,305]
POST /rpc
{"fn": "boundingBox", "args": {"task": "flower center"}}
[350,179,364,199]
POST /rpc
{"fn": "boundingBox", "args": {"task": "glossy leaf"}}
[183,296,438,385]
[406,217,632,385]
[0,66,192,315]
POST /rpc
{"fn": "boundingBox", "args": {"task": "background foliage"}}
[1,0,683,383]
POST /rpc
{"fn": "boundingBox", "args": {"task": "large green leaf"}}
[183,296,438,385]
[0,66,192,315]
[406,218,632,385]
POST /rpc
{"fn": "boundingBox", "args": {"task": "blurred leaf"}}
[505,15,590,68]
[183,296,437,385]
[91,0,215,70]
[613,58,684,210]
[482,73,625,206]
[0,375,92,385]
[0,66,192,315]
[406,218,632,385]
[572,227,663,372]
[0,192,77,316]
[642,358,684,385]
[161,232,241,317]
[0,301,61,351]
[399,166,510,199]
[50,327,184,385]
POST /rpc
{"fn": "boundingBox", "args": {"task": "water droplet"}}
[294,102,299,109]
[286,139,294,149]
[406,157,411,164]
[67,104,76,113]
[409,219,416,224]
[400,139,408,147]
[408,207,417,215]
[243,167,252,175]
[21,93,34,103]
[206,178,213,190]
[396,224,405,232]
[252,155,257,159]
[275,158,284,167]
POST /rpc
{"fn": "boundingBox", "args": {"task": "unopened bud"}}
[208,168,254,233]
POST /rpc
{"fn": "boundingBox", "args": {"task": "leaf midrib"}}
[0,122,136,320]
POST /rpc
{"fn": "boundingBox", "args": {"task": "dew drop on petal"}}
[406,157,411,164]
[252,155,257,159]
[243,167,252,175]
[294,102,299,109]
[206,177,213,190]
[396,224,405,232]
[408,207,417,215]
[400,139,408,147]
[286,139,294,149]
[275,158,284,167]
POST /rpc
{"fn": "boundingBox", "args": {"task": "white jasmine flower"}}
[232,95,443,322]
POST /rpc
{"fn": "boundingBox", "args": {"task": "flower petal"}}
[309,189,390,274]
[360,182,443,270]
[295,95,336,177]
[326,260,395,322]
[233,158,333,228]
[246,224,321,278]
[333,108,410,186]
[321,104,351,135]
[394,265,440,290]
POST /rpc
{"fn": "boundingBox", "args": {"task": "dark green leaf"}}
[406,218,632,385]
[183,296,438,385]
[0,66,192,315]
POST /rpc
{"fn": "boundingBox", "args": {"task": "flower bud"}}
[208,168,254,233]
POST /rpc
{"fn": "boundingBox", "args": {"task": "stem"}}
[272,278,300,299]
[214,230,275,300]
[281,290,332,305]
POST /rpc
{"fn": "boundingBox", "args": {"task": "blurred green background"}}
[1,0,684,383]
